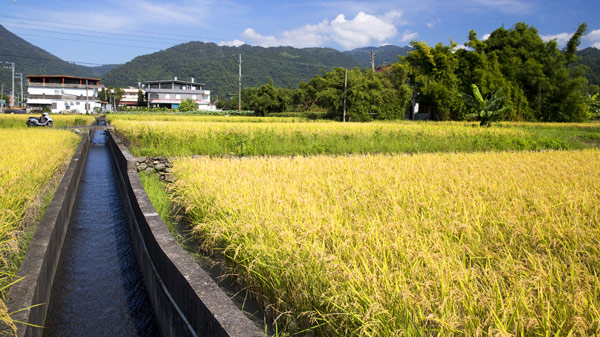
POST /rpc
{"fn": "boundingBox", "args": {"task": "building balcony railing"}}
[27,94,99,100]
[145,88,209,95]
[27,83,103,89]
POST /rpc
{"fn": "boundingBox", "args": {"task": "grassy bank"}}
[0,128,80,329]
[170,150,600,336]
[107,114,306,124]
[110,118,599,157]
[0,114,95,128]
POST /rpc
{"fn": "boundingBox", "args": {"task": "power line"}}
[1,23,186,46]
[0,52,104,66]
[0,20,190,43]
[14,32,164,50]
[0,14,229,42]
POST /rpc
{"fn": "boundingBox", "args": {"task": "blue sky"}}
[1,0,599,65]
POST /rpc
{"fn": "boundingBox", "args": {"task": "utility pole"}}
[15,72,23,107]
[3,62,15,108]
[10,63,14,108]
[19,73,23,106]
[238,53,242,113]
[85,79,89,114]
[343,68,347,122]
[370,50,375,73]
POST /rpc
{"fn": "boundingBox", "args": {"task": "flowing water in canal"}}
[44,130,161,336]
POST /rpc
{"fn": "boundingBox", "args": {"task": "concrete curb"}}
[106,131,264,337]
[5,131,91,337]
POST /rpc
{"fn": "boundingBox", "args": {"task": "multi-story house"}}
[144,77,214,110]
[26,75,103,114]
[119,86,144,108]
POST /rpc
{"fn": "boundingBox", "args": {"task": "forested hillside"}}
[577,47,600,85]
[101,42,363,97]
[0,25,116,89]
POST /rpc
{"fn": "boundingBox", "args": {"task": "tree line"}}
[216,23,600,122]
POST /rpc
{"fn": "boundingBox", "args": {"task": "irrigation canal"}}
[43,130,161,336]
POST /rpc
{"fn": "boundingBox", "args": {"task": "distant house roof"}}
[145,79,205,87]
[27,75,101,81]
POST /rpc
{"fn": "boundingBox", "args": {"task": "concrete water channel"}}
[6,119,263,337]
[43,130,160,336]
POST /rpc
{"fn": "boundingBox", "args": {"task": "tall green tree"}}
[403,41,462,120]
[482,22,589,121]
[376,63,413,120]
[247,80,285,115]
[306,67,395,121]
[565,23,588,67]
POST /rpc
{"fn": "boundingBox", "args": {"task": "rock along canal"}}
[43,130,161,336]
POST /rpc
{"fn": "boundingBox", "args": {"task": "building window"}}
[51,102,57,109]
[76,102,80,105]
[160,83,172,89]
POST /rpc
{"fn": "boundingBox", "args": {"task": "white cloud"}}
[218,39,245,47]
[593,42,600,49]
[401,30,418,43]
[586,29,600,42]
[540,32,573,46]
[239,10,404,50]
[482,33,491,41]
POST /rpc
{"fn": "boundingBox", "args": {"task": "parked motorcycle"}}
[26,113,53,127]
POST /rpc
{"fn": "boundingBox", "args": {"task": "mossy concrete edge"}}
[107,130,264,337]
[5,131,91,337]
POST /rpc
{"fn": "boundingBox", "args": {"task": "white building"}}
[26,75,103,114]
[144,77,215,111]
[119,86,144,108]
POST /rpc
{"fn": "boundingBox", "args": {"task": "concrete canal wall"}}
[107,131,263,337]
[6,131,91,337]
[4,115,263,336]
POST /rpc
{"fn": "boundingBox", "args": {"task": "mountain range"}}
[0,25,117,86]
[0,24,598,99]
[100,43,412,97]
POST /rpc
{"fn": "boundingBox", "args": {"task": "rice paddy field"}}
[0,114,95,128]
[0,128,80,329]
[108,115,600,156]
[168,151,600,336]
[117,115,600,336]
